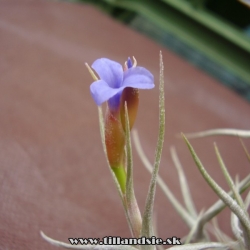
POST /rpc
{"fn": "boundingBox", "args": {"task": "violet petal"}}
[123,67,154,89]
[92,58,123,89]
[90,80,122,106]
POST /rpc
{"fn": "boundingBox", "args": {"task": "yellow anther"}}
[132,56,137,67]
[124,61,128,71]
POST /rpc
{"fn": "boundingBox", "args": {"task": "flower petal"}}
[90,80,121,106]
[92,58,123,88]
[123,67,154,89]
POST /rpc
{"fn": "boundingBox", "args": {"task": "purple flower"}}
[86,57,155,193]
[90,58,154,112]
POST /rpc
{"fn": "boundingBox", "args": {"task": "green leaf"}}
[194,173,250,243]
[184,211,204,244]
[182,134,250,242]
[239,138,250,164]
[214,143,245,209]
[124,102,142,240]
[231,212,245,248]
[210,218,233,245]
[184,128,250,139]
[133,130,195,228]
[201,174,250,223]
[170,146,197,218]
[245,190,250,209]
[238,0,250,7]
[140,51,165,250]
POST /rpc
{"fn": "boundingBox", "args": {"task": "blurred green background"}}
[70,0,250,100]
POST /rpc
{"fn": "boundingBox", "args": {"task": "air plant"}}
[41,52,250,250]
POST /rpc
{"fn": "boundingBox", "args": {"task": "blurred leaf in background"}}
[73,0,250,101]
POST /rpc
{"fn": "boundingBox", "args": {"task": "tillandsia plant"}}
[41,52,165,250]
[88,55,154,196]
[41,52,250,250]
